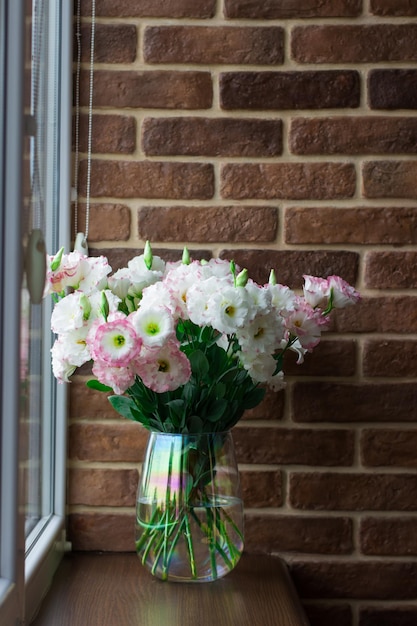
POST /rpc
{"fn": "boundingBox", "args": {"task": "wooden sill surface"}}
[31,552,310,626]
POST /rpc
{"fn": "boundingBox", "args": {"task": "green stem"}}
[135,505,162,552]
[183,512,197,578]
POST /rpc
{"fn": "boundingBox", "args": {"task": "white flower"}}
[205,285,251,334]
[88,289,121,320]
[126,253,165,296]
[236,310,285,354]
[239,349,275,381]
[186,276,220,326]
[163,262,205,318]
[51,292,86,333]
[131,306,174,347]
[245,279,272,318]
[201,258,234,280]
[107,269,131,300]
[140,281,181,319]
[266,283,296,312]
[53,333,90,384]
[77,255,112,294]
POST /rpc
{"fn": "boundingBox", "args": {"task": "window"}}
[0,1,72,624]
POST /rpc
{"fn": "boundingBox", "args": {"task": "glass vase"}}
[135,430,244,582]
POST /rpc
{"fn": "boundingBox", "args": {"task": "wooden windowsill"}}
[30,552,310,626]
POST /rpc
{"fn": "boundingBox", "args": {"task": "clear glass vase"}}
[135,430,244,582]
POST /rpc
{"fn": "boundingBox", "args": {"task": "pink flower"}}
[45,251,111,296]
[302,275,330,308]
[283,299,329,350]
[87,313,141,367]
[92,360,136,395]
[327,275,361,308]
[135,341,191,393]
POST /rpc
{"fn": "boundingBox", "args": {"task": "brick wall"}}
[68,1,417,624]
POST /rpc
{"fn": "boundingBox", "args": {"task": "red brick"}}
[363,340,417,377]
[333,296,417,334]
[370,0,417,16]
[79,23,137,64]
[219,249,359,287]
[90,247,213,274]
[304,604,352,626]
[361,517,417,556]
[80,0,216,18]
[363,161,417,199]
[244,514,353,554]
[142,117,282,157]
[292,25,417,63]
[242,389,285,421]
[368,70,417,110]
[361,429,417,468]
[360,606,417,626]
[365,252,417,289]
[291,560,417,600]
[68,468,138,506]
[69,422,148,462]
[79,70,213,110]
[240,470,282,507]
[68,513,135,551]
[292,382,417,423]
[70,377,117,420]
[285,207,417,245]
[233,426,354,466]
[290,117,417,155]
[220,71,360,110]
[224,0,362,18]
[290,472,417,511]
[72,204,131,242]
[221,163,356,200]
[144,26,284,65]
[79,160,214,200]
[284,339,356,378]
[138,206,278,243]
[75,114,136,154]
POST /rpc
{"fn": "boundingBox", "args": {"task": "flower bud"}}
[80,293,91,321]
[143,240,153,270]
[268,269,277,286]
[50,246,64,271]
[182,246,190,265]
[230,260,236,283]
[100,291,110,321]
[236,268,248,287]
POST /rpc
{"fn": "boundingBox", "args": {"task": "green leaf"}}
[187,415,203,434]
[86,379,113,393]
[243,387,266,410]
[166,399,186,429]
[213,382,226,399]
[205,398,228,422]
[109,395,142,422]
[189,349,209,379]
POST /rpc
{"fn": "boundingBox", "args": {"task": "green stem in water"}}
[183,512,197,578]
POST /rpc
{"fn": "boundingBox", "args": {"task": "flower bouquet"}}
[45,242,359,581]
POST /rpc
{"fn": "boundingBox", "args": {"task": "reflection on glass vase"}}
[135,430,244,583]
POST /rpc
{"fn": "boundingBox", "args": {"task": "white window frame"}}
[0,1,72,624]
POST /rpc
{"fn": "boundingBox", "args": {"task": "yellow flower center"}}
[158,359,169,372]
[113,334,125,347]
